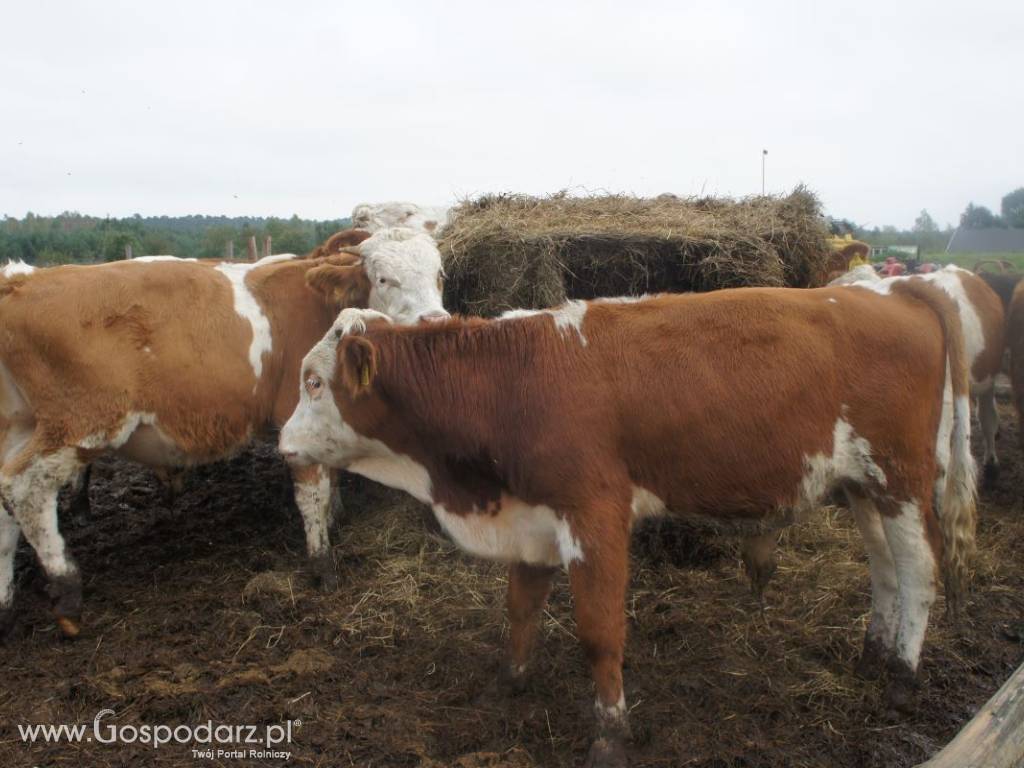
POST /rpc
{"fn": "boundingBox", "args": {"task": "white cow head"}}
[351,201,448,237]
[350,227,448,325]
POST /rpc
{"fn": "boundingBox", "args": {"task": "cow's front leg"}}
[502,561,557,694]
[568,511,631,768]
[0,505,21,639]
[289,463,336,591]
[2,447,84,638]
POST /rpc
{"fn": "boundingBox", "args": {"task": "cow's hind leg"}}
[740,530,779,601]
[1,448,84,638]
[977,383,999,489]
[290,463,336,591]
[502,561,557,694]
[568,502,631,768]
[879,499,938,713]
[0,506,21,638]
[847,492,899,680]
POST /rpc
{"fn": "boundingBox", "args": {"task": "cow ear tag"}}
[360,364,371,388]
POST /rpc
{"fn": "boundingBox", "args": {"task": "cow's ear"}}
[307,264,370,308]
[337,336,378,397]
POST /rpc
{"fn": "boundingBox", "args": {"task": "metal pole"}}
[761,149,767,195]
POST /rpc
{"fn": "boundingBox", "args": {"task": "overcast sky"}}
[1,1,1020,229]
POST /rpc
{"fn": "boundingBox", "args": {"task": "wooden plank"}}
[916,658,1024,768]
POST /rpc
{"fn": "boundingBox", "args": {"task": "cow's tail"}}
[894,280,978,615]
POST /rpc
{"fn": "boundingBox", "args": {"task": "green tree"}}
[1001,188,1024,227]
[960,202,1002,229]
[913,209,939,234]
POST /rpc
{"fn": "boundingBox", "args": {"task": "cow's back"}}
[0,260,267,459]
[571,288,947,517]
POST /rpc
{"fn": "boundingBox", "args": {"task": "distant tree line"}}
[0,213,351,265]
[829,186,1024,255]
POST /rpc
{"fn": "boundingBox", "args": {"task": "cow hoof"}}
[311,554,339,592]
[47,572,83,637]
[741,552,777,601]
[55,615,81,639]
[983,461,1000,490]
[584,737,628,768]
[884,661,920,715]
[497,663,529,696]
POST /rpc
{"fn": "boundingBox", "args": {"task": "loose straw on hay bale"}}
[439,186,832,317]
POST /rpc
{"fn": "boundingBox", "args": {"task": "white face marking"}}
[133,255,198,263]
[500,300,589,345]
[351,202,449,237]
[214,263,273,382]
[358,228,447,324]
[2,260,35,277]
[433,496,583,568]
[879,500,937,672]
[798,413,886,510]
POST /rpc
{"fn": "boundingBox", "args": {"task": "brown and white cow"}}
[280,287,976,767]
[832,265,1005,486]
[0,227,447,639]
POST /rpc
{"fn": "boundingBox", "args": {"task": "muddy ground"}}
[1,394,1023,768]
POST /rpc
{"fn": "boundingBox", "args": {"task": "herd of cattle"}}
[2,200,1024,767]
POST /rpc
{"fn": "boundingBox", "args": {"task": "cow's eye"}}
[378,277,387,286]
[305,375,323,396]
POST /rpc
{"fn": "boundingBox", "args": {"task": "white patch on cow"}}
[0,447,82,578]
[848,494,899,650]
[2,260,35,277]
[357,228,448,324]
[880,499,937,672]
[0,507,19,608]
[352,201,450,237]
[593,295,648,304]
[77,411,159,450]
[433,496,583,568]
[215,263,273,383]
[293,464,331,557]
[595,693,628,724]
[799,413,887,509]
[133,255,198,263]
[827,297,838,304]
[76,412,190,468]
[845,266,986,388]
[828,264,879,286]
[933,359,954,509]
[500,300,589,345]
[252,253,298,267]
[331,307,392,339]
[631,486,666,520]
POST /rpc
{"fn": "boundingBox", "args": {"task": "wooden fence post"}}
[915,659,1024,768]
[125,244,132,260]
[247,236,257,261]
[263,236,272,259]
[226,240,234,260]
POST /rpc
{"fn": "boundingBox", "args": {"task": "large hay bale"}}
[439,187,831,316]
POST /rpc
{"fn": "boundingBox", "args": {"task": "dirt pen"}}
[1,193,1023,767]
